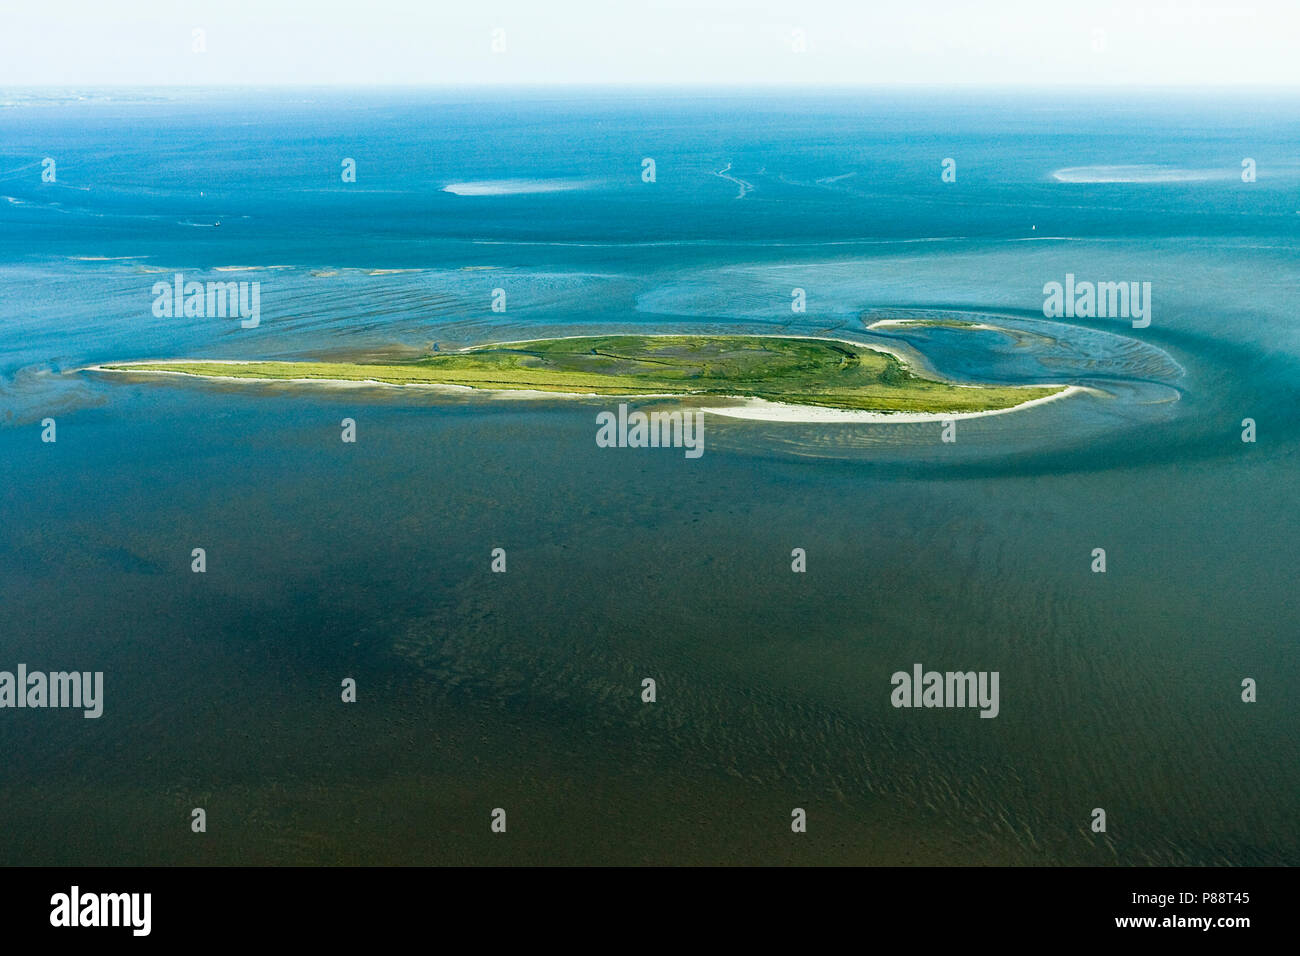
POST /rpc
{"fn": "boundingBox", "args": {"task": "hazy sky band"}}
[2,0,1295,87]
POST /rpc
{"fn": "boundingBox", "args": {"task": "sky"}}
[1,0,1296,87]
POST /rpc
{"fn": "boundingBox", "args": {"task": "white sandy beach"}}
[698,385,1090,423]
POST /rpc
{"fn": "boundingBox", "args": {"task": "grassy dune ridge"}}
[98,334,1067,414]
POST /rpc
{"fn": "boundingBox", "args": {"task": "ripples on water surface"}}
[0,90,1297,864]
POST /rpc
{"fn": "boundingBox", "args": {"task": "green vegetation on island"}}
[97,334,1066,414]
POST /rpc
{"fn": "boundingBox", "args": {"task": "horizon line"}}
[7,81,1300,92]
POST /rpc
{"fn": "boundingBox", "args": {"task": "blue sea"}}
[0,88,1296,864]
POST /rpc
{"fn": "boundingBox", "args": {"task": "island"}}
[91,334,1072,418]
